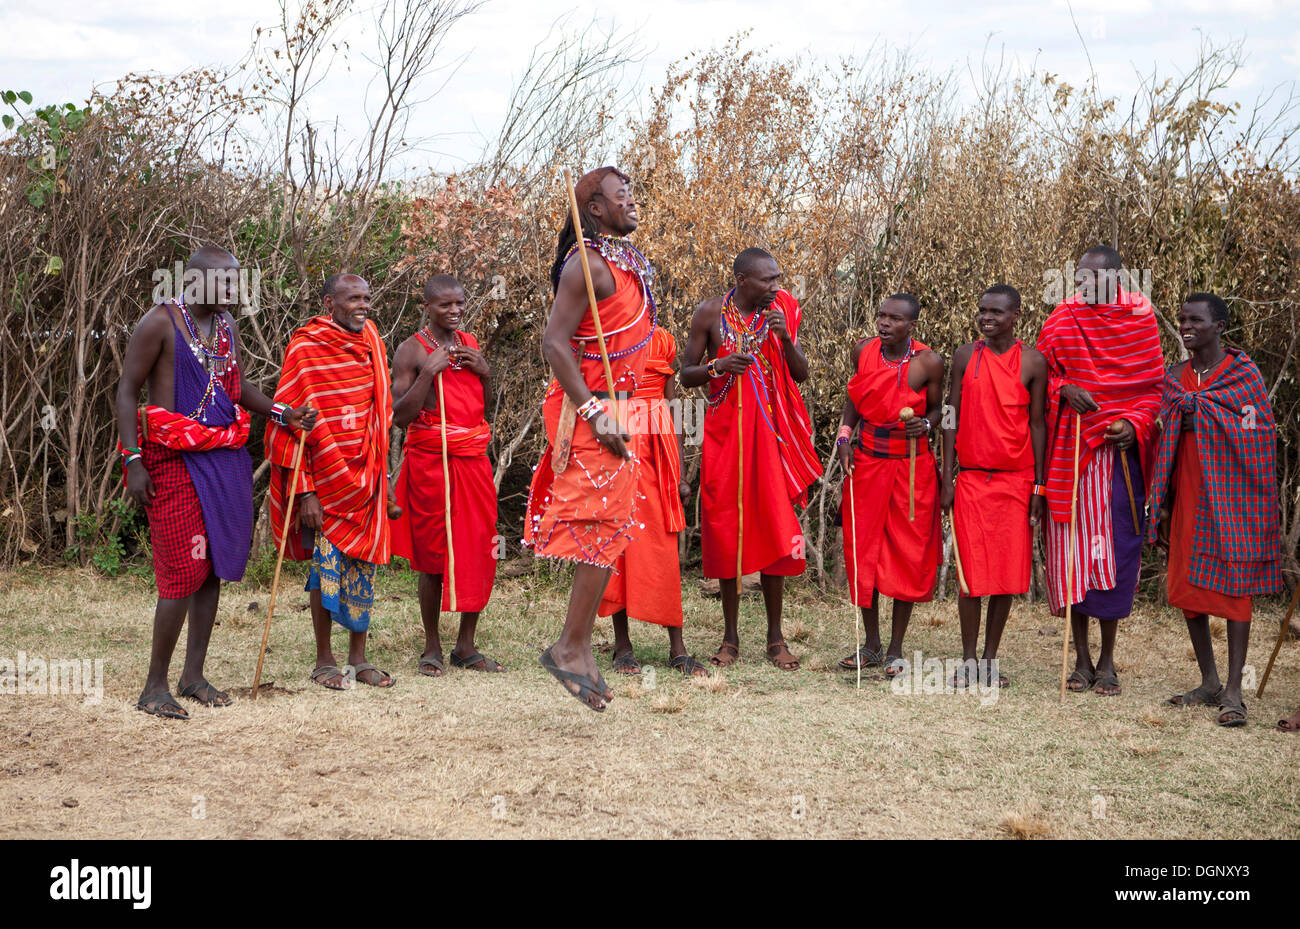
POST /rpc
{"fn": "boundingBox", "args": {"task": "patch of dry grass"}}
[1,565,1298,839]
[999,804,1052,839]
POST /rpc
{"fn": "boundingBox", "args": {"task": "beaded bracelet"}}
[577,396,603,421]
[1032,483,1046,497]
[707,359,720,379]
[122,453,142,468]
[271,402,291,426]
[836,424,852,447]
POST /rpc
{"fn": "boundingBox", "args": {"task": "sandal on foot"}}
[1168,684,1222,707]
[612,651,642,675]
[709,642,739,667]
[670,654,711,677]
[351,662,395,688]
[538,647,607,712]
[1066,668,1096,692]
[450,650,505,673]
[178,680,232,707]
[766,640,800,672]
[949,664,974,688]
[1094,671,1122,696]
[884,657,908,677]
[1217,700,1247,727]
[839,645,884,671]
[136,692,188,720]
[310,665,350,691]
[417,654,446,677]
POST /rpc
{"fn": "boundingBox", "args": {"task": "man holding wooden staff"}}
[1150,293,1282,727]
[940,284,1047,688]
[1037,247,1163,697]
[680,248,821,672]
[835,294,944,677]
[523,166,654,711]
[117,246,316,718]
[391,274,502,677]
[265,273,395,691]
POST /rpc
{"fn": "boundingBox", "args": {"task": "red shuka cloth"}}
[952,341,1034,596]
[1166,359,1251,622]
[390,331,497,612]
[1036,289,1164,523]
[599,327,684,625]
[701,290,821,580]
[264,316,392,564]
[523,259,651,568]
[842,338,941,604]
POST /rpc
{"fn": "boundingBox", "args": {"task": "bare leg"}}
[1070,609,1095,678]
[546,562,613,707]
[1095,617,1120,694]
[666,624,687,660]
[760,573,785,645]
[139,592,192,715]
[718,576,740,651]
[1183,613,1221,692]
[1221,620,1250,709]
[453,611,483,658]
[958,594,983,662]
[418,572,444,663]
[885,599,915,661]
[309,587,345,688]
[859,590,882,654]
[176,570,228,702]
[612,609,635,663]
[983,594,1012,660]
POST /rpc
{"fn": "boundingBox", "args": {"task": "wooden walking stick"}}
[437,370,457,612]
[941,440,970,596]
[845,448,862,690]
[736,333,746,593]
[563,168,618,402]
[1109,421,1140,535]
[899,406,916,521]
[1257,576,1300,698]
[1059,411,1083,704]
[252,426,308,701]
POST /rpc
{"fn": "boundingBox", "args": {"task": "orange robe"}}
[523,253,652,568]
[390,331,497,612]
[265,316,392,564]
[952,341,1035,596]
[842,338,941,604]
[598,328,685,626]
[701,290,822,579]
[1166,359,1251,622]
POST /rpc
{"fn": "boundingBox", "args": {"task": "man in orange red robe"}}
[117,246,315,718]
[681,248,822,672]
[836,294,944,677]
[940,284,1047,688]
[600,325,709,677]
[265,273,395,691]
[1038,246,1164,697]
[391,274,502,677]
[523,166,654,711]
[1152,293,1282,727]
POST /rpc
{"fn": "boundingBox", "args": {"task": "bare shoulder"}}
[134,303,174,336]
[1020,345,1047,374]
[918,348,945,373]
[952,342,975,366]
[850,337,870,365]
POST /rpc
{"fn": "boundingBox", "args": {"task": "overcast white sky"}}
[4,0,1299,172]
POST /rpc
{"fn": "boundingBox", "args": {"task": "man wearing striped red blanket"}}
[265,274,395,691]
[1037,246,1164,697]
[117,246,315,719]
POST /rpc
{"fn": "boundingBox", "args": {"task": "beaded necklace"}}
[420,326,463,369]
[177,298,235,421]
[709,289,776,410]
[880,337,915,387]
[562,236,657,362]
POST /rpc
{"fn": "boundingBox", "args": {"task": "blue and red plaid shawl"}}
[1147,350,1282,597]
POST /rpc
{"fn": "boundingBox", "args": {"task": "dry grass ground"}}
[2,564,1298,839]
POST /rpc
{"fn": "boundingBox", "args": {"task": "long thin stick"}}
[438,371,457,613]
[847,451,861,690]
[900,407,916,521]
[940,435,970,596]
[736,337,745,591]
[1059,412,1083,704]
[1257,576,1300,698]
[252,428,307,700]
[1118,450,1140,535]
[563,168,617,402]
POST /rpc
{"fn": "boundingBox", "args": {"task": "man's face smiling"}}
[328,277,371,333]
[425,286,465,333]
[592,175,638,236]
[976,293,1019,341]
[1178,301,1222,354]
[1075,253,1119,306]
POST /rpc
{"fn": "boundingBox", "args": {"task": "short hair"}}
[1185,291,1229,326]
[185,245,236,272]
[1081,245,1123,270]
[322,273,364,300]
[981,283,1021,309]
[733,247,776,278]
[885,292,921,320]
[423,274,463,301]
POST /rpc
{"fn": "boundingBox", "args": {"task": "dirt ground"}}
[2,564,1298,839]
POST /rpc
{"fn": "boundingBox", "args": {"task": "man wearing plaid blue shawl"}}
[1149,293,1282,727]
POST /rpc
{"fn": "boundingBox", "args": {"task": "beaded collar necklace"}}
[420,325,463,369]
[178,297,234,376]
[563,236,657,362]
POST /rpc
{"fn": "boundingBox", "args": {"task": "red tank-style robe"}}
[1166,358,1251,622]
[842,338,941,604]
[701,290,821,579]
[523,254,652,568]
[952,341,1035,597]
[599,327,685,626]
[390,331,497,612]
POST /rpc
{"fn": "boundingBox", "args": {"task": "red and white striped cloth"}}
[1044,449,1115,612]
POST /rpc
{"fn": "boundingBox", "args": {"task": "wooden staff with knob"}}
[940,439,970,596]
[736,333,746,593]
[438,369,457,612]
[252,426,308,700]
[1059,411,1083,704]
[1109,420,1140,535]
[899,406,916,521]
[1257,576,1300,698]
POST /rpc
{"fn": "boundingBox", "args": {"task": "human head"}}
[733,248,781,311]
[183,246,240,310]
[422,274,466,332]
[1076,245,1122,305]
[1179,291,1229,354]
[323,273,371,333]
[977,284,1021,340]
[876,293,920,346]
